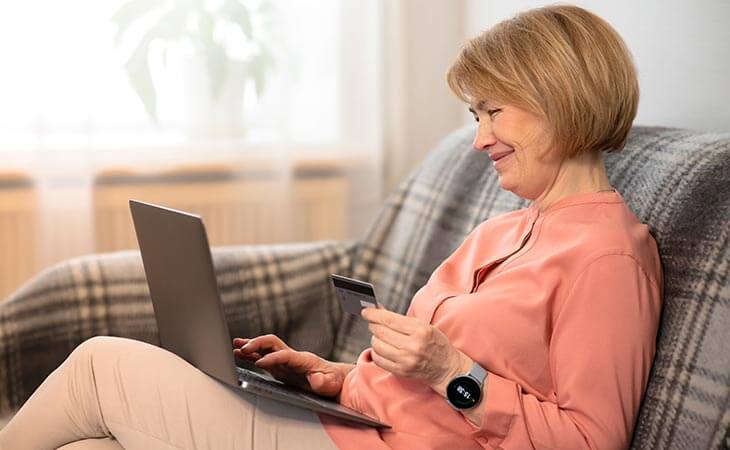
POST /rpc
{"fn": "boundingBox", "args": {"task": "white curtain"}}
[0,0,385,297]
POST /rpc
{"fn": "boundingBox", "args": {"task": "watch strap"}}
[468,361,487,385]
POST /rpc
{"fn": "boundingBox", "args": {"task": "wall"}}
[465,0,730,133]
[380,0,468,194]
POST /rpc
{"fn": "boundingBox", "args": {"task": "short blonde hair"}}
[446,5,639,157]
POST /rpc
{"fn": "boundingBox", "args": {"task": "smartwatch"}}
[446,361,487,410]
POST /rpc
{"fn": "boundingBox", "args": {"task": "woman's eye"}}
[472,115,480,123]
[487,108,502,117]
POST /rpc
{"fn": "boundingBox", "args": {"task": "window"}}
[0,0,382,156]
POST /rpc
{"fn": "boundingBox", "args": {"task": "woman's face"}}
[469,101,559,201]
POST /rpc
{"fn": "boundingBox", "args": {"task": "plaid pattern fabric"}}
[1,125,728,448]
[0,241,355,414]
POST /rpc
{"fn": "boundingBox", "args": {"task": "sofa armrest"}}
[0,240,356,414]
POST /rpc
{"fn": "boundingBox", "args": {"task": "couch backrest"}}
[333,124,730,449]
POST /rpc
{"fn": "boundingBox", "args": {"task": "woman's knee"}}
[69,336,160,372]
[71,335,193,384]
[72,335,139,358]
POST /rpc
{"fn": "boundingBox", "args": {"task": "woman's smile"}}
[491,149,515,167]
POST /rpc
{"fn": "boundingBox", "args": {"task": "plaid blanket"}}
[1,125,728,449]
[0,241,355,412]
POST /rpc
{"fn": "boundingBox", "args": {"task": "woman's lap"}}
[1,336,337,450]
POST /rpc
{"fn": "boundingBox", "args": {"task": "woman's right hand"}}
[233,335,346,398]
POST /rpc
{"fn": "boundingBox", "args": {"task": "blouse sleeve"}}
[469,253,662,449]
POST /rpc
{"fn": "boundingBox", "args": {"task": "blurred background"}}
[0,0,728,299]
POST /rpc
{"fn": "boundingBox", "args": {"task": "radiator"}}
[0,173,38,300]
[0,161,352,300]
[93,162,350,253]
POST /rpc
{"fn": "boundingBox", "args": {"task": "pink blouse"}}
[317,189,664,449]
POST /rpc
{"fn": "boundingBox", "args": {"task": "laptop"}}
[129,199,390,429]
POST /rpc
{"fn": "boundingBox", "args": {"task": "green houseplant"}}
[112,0,277,131]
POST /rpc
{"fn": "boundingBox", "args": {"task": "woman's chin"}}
[497,175,515,192]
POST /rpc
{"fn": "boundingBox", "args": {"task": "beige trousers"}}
[0,336,338,450]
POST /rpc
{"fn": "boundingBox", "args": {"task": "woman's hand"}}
[360,306,472,395]
[233,335,347,398]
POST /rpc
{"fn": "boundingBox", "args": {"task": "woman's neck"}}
[532,150,614,213]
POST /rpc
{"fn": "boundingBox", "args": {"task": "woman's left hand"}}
[361,305,472,394]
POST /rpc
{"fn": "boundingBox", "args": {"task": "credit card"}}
[330,274,379,315]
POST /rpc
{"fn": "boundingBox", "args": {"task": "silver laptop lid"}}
[129,199,239,387]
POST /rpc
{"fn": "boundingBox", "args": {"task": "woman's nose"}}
[472,123,497,152]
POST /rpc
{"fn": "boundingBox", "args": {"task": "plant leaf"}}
[247,53,264,98]
[249,41,277,98]
[219,0,253,39]
[206,40,229,102]
[154,3,192,40]
[120,2,197,121]
[258,42,276,70]
[125,39,157,120]
[198,8,215,45]
[111,0,166,47]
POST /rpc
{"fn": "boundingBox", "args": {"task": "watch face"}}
[447,376,481,409]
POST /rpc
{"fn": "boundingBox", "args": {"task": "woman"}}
[0,5,663,450]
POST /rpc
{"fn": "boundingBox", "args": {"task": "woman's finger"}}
[255,349,297,369]
[370,335,403,362]
[232,337,250,348]
[361,308,419,335]
[368,323,410,349]
[370,347,401,375]
[239,334,289,355]
[233,348,262,360]
[308,371,326,390]
[255,349,315,371]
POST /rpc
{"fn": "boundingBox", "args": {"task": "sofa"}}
[1,125,728,449]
